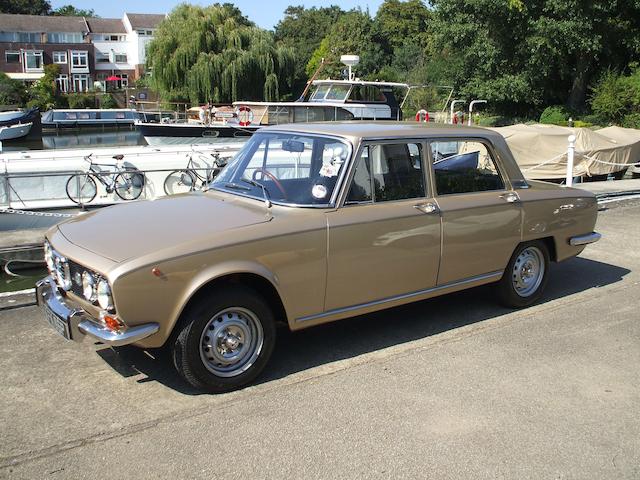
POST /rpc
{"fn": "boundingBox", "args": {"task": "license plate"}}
[44,305,71,340]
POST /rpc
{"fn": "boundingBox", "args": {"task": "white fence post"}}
[566,134,576,187]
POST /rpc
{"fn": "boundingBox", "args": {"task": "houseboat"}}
[41,109,139,131]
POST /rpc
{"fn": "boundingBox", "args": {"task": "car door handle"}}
[414,202,440,214]
[500,192,521,203]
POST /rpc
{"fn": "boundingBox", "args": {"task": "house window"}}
[23,51,43,71]
[95,52,110,63]
[115,73,128,89]
[70,51,89,71]
[48,32,83,43]
[72,74,90,92]
[5,51,20,64]
[114,53,127,64]
[52,51,67,64]
[136,30,153,36]
[56,74,69,93]
[0,32,40,42]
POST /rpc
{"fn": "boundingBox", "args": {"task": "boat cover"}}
[490,124,640,179]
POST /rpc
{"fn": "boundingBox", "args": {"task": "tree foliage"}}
[27,64,59,110]
[0,72,26,106]
[51,5,97,17]
[0,0,51,14]
[146,3,295,103]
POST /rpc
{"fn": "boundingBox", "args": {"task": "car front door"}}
[429,138,522,285]
[324,141,441,312]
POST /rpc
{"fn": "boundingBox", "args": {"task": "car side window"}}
[430,140,505,195]
[346,143,426,204]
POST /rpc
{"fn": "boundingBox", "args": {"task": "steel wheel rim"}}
[199,307,264,378]
[512,246,545,297]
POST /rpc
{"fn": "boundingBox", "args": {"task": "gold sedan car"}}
[37,122,601,392]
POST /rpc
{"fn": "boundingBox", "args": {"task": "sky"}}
[49,0,386,30]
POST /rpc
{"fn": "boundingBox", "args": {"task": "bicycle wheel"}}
[114,171,145,201]
[164,170,196,195]
[66,174,97,204]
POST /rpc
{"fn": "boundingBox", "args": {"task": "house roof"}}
[125,13,165,29]
[86,18,126,34]
[0,13,88,33]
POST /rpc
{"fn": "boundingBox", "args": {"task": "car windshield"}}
[211,132,350,206]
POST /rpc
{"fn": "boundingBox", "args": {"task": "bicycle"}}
[163,151,228,195]
[66,153,146,205]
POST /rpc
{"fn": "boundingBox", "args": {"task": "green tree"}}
[305,9,384,79]
[146,3,295,102]
[0,72,26,106]
[51,5,97,17]
[374,0,431,52]
[274,5,344,93]
[0,0,51,14]
[27,63,59,110]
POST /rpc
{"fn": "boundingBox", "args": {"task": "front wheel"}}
[171,286,276,393]
[164,170,196,196]
[497,241,550,308]
[66,174,97,204]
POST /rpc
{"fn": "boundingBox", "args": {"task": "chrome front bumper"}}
[35,276,159,347]
[569,232,602,246]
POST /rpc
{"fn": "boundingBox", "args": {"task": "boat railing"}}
[0,166,215,208]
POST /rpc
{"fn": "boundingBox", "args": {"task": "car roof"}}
[260,121,502,143]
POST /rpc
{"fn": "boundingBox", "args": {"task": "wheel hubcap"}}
[199,307,264,378]
[512,247,545,297]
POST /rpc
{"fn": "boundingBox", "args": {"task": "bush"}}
[0,73,26,106]
[477,115,512,127]
[100,93,117,109]
[622,113,640,129]
[579,114,605,126]
[539,105,570,125]
[66,93,96,109]
[27,64,60,110]
[573,120,593,128]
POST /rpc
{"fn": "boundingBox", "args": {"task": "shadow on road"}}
[97,257,630,395]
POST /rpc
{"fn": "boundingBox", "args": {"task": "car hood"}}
[57,192,270,263]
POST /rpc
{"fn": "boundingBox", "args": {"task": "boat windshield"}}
[309,84,351,102]
[211,132,350,206]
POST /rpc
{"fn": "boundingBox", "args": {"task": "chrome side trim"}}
[569,232,602,246]
[297,270,503,323]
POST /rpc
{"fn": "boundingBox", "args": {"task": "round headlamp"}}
[82,271,97,302]
[97,278,113,311]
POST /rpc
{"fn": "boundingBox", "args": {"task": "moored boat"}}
[41,109,139,131]
[0,122,32,141]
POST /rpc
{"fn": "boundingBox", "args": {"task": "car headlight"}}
[97,278,114,311]
[82,271,97,302]
[54,255,71,291]
[43,240,54,272]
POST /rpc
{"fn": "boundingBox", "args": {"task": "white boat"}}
[0,110,27,123]
[0,122,32,141]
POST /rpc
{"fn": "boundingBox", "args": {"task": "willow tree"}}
[146,3,295,103]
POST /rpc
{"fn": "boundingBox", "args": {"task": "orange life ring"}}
[237,106,254,127]
[415,109,429,122]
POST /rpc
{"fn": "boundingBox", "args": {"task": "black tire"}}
[171,286,276,393]
[164,170,196,195]
[114,171,145,200]
[497,240,550,308]
[66,174,97,204]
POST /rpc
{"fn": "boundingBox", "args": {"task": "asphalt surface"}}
[1,198,639,479]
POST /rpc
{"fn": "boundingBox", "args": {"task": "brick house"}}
[0,12,165,93]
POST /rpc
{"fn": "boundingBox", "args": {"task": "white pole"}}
[566,134,576,187]
[450,100,464,124]
[468,100,487,126]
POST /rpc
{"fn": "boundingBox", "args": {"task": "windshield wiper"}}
[224,182,251,191]
[241,178,272,208]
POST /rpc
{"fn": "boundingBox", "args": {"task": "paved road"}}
[1,199,639,479]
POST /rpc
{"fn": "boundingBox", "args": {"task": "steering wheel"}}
[252,168,287,199]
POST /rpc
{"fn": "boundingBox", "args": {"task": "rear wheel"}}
[114,171,144,200]
[171,286,276,393]
[497,241,550,308]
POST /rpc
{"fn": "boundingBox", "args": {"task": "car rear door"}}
[429,138,522,285]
